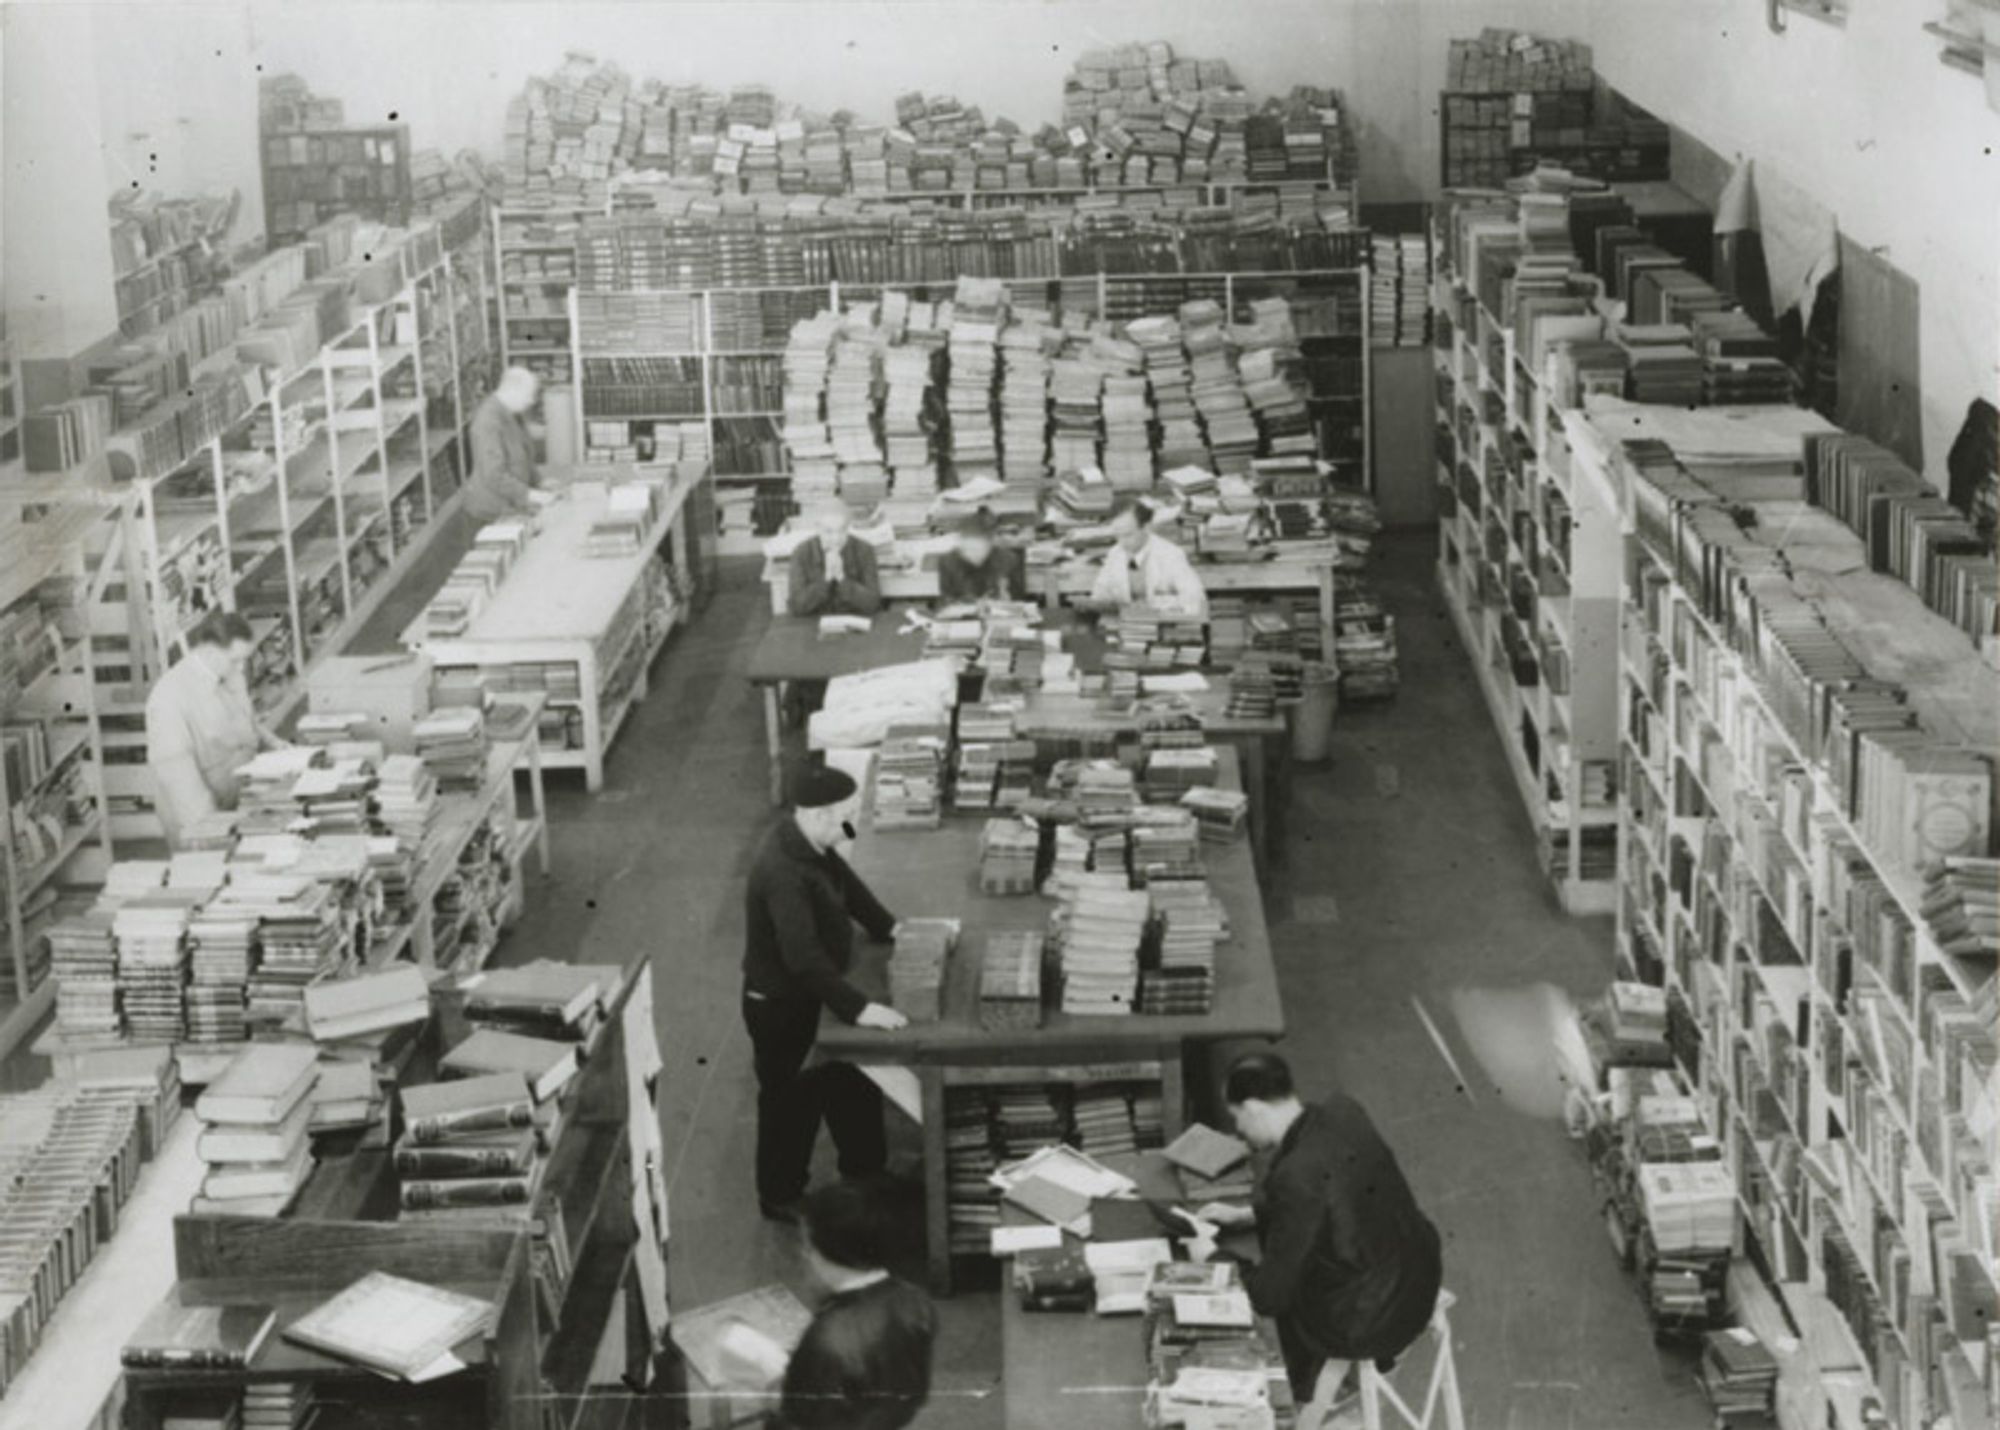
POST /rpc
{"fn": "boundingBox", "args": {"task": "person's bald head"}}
[496,366,541,414]
[812,500,854,547]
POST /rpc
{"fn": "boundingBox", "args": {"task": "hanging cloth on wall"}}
[1714,157,1840,327]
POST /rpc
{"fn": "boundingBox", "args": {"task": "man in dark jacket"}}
[936,507,1027,603]
[1203,1052,1442,1412]
[789,502,884,617]
[743,766,908,1222]
[776,1179,937,1430]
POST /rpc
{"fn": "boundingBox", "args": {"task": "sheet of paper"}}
[632,1180,670,1343]
[860,1065,922,1124]
[990,1224,1063,1255]
[1141,672,1211,694]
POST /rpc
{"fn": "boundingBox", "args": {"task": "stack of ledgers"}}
[1053,872,1148,1016]
[872,725,947,830]
[1143,875,1226,1015]
[887,918,957,1023]
[978,931,1044,1029]
[979,817,1042,896]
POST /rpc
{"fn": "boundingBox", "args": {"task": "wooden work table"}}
[818,746,1284,1293]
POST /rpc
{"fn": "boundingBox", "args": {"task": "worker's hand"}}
[1197,1201,1255,1228]
[855,1002,909,1032]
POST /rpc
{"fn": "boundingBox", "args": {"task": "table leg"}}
[529,724,551,876]
[1242,734,1269,868]
[762,684,785,805]
[920,1069,952,1296]
[1319,566,1337,668]
[1160,1050,1188,1141]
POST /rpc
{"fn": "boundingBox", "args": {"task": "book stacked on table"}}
[979,818,1041,896]
[1085,1237,1175,1316]
[1057,877,1148,1016]
[1143,879,1225,1015]
[396,1071,561,1227]
[413,707,488,791]
[1699,1328,1779,1425]
[1045,823,1093,901]
[1012,1244,1093,1311]
[1179,786,1249,844]
[888,919,957,1023]
[1143,746,1219,804]
[193,1043,320,1216]
[48,909,120,1038]
[304,965,430,1046]
[307,1059,386,1139]
[442,1023,580,1103]
[1117,606,1206,669]
[116,892,201,1042]
[74,1043,181,1157]
[872,727,946,829]
[184,901,256,1045]
[1130,810,1203,884]
[1163,1123,1255,1206]
[228,874,346,1034]
[122,1291,276,1371]
[978,931,1044,1030]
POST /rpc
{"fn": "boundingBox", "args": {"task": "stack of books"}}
[1143,879,1225,1014]
[115,892,201,1042]
[999,321,1052,484]
[1604,981,1669,1062]
[244,1382,318,1430]
[978,931,1044,1030]
[1084,1237,1175,1315]
[947,279,1003,486]
[1142,747,1219,804]
[873,728,946,829]
[48,909,120,1038]
[229,874,347,1034]
[307,1059,386,1140]
[193,1043,320,1216]
[184,901,257,1045]
[413,707,488,791]
[1919,858,2000,957]
[1057,876,1148,1016]
[1163,1123,1256,1206]
[1072,1085,1140,1158]
[396,1072,549,1221]
[1699,1328,1780,1425]
[888,918,957,1023]
[441,1023,580,1104]
[1130,811,1204,884]
[464,961,616,1048]
[945,1093,1001,1253]
[979,817,1041,896]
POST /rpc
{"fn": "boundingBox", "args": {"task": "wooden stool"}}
[1359,1290,1464,1430]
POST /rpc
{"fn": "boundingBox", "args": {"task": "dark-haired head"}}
[802,1178,894,1277]
[1223,1051,1303,1150]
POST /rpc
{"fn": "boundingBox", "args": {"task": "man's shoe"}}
[759,1198,803,1225]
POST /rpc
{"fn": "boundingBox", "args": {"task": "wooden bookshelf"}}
[1585,406,2000,1430]
[262,125,414,250]
[116,957,665,1430]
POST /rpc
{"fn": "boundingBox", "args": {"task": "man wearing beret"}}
[743,765,909,1223]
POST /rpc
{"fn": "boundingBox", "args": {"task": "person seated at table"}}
[1201,1052,1442,1426]
[1088,495,1208,619]
[790,501,884,618]
[936,506,1027,603]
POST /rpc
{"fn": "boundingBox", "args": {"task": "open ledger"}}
[282,1271,494,1383]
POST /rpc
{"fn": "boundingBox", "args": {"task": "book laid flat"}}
[440,1029,578,1102]
[1161,1124,1251,1181]
[670,1284,813,1392]
[1173,1290,1254,1329]
[401,1073,536,1142]
[392,1126,537,1178]
[1002,1174,1092,1234]
[462,962,610,1030]
[282,1271,494,1383]
[303,965,430,1042]
[202,1139,313,1200]
[195,1043,320,1126]
[122,1292,276,1368]
[197,1096,313,1164]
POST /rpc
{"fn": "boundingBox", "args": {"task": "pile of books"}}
[1920,859,2000,957]
[873,729,946,830]
[1163,1123,1256,1206]
[1130,809,1203,883]
[887,918,957,1023]
[1056,875,1148,1015]
[947,281,1003,486]
[115,892,200,1042]
[47,909,120,1038]
[1371,231,1432,347]
[1143,879,1226,1015]
[462,960,614,1049]
[1180,787,1250,842]
[1603,981,1669,1062]
[413,707,488,791]
[978,931,1044,1031]
[1072,1084,1140,1158]
[0,1084,153,1395]
[193,1043,320,1216]
[395,1071,549,1222]
[1116,605,1206,668]
[999,320,1052,484]
[945,1092,1002,1253]
[1699,1328,1780,1425]
[184,901,257,1045]
[979,818,1041,896]
[1142,746,1219,804]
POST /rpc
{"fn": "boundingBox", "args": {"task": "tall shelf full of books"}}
[0,503,117,1058]
[1592,407,2000,1430]
[90,211,493,843]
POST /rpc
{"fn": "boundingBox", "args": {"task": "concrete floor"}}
[254,526,1719,1426]
[384,527,1708,1429]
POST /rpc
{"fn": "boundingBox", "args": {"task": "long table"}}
[404,470,705,789]
[744,615,1287,862]
[818,746,1283,1293]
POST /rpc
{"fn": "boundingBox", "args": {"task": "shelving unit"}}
[494,204,595,384]
[0,502,117,1060]
[404,469,708,790]
[1429,221,1621,913]
[261,122,414,249]
[1590,411,1999,1430]
[85,217,493,844]
[569,264,1370,520]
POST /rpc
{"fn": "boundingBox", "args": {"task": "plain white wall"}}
[1576,0,1999,486]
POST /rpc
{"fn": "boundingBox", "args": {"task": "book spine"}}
[404,1102,535,1142]
[120,1348,247,1369]
[393,1144,529,1177]
[400,1176,534,1210]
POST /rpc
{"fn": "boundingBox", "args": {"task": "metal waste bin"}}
[1289,661,1339,763]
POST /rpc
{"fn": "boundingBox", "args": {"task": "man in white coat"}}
[1088,496,1209,618]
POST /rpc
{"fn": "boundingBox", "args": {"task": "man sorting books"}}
[720,1180,938,1430]
[146,612,291,848]
[1200,1052,1442,1426]
[743,765,908,1223]
[936,506,1027,603]
[1087,494,1210,619]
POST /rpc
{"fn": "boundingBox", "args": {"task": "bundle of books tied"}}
[192,1043,321,1216]
[1699,1326,1779,1425]
[887,918,956,1023]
